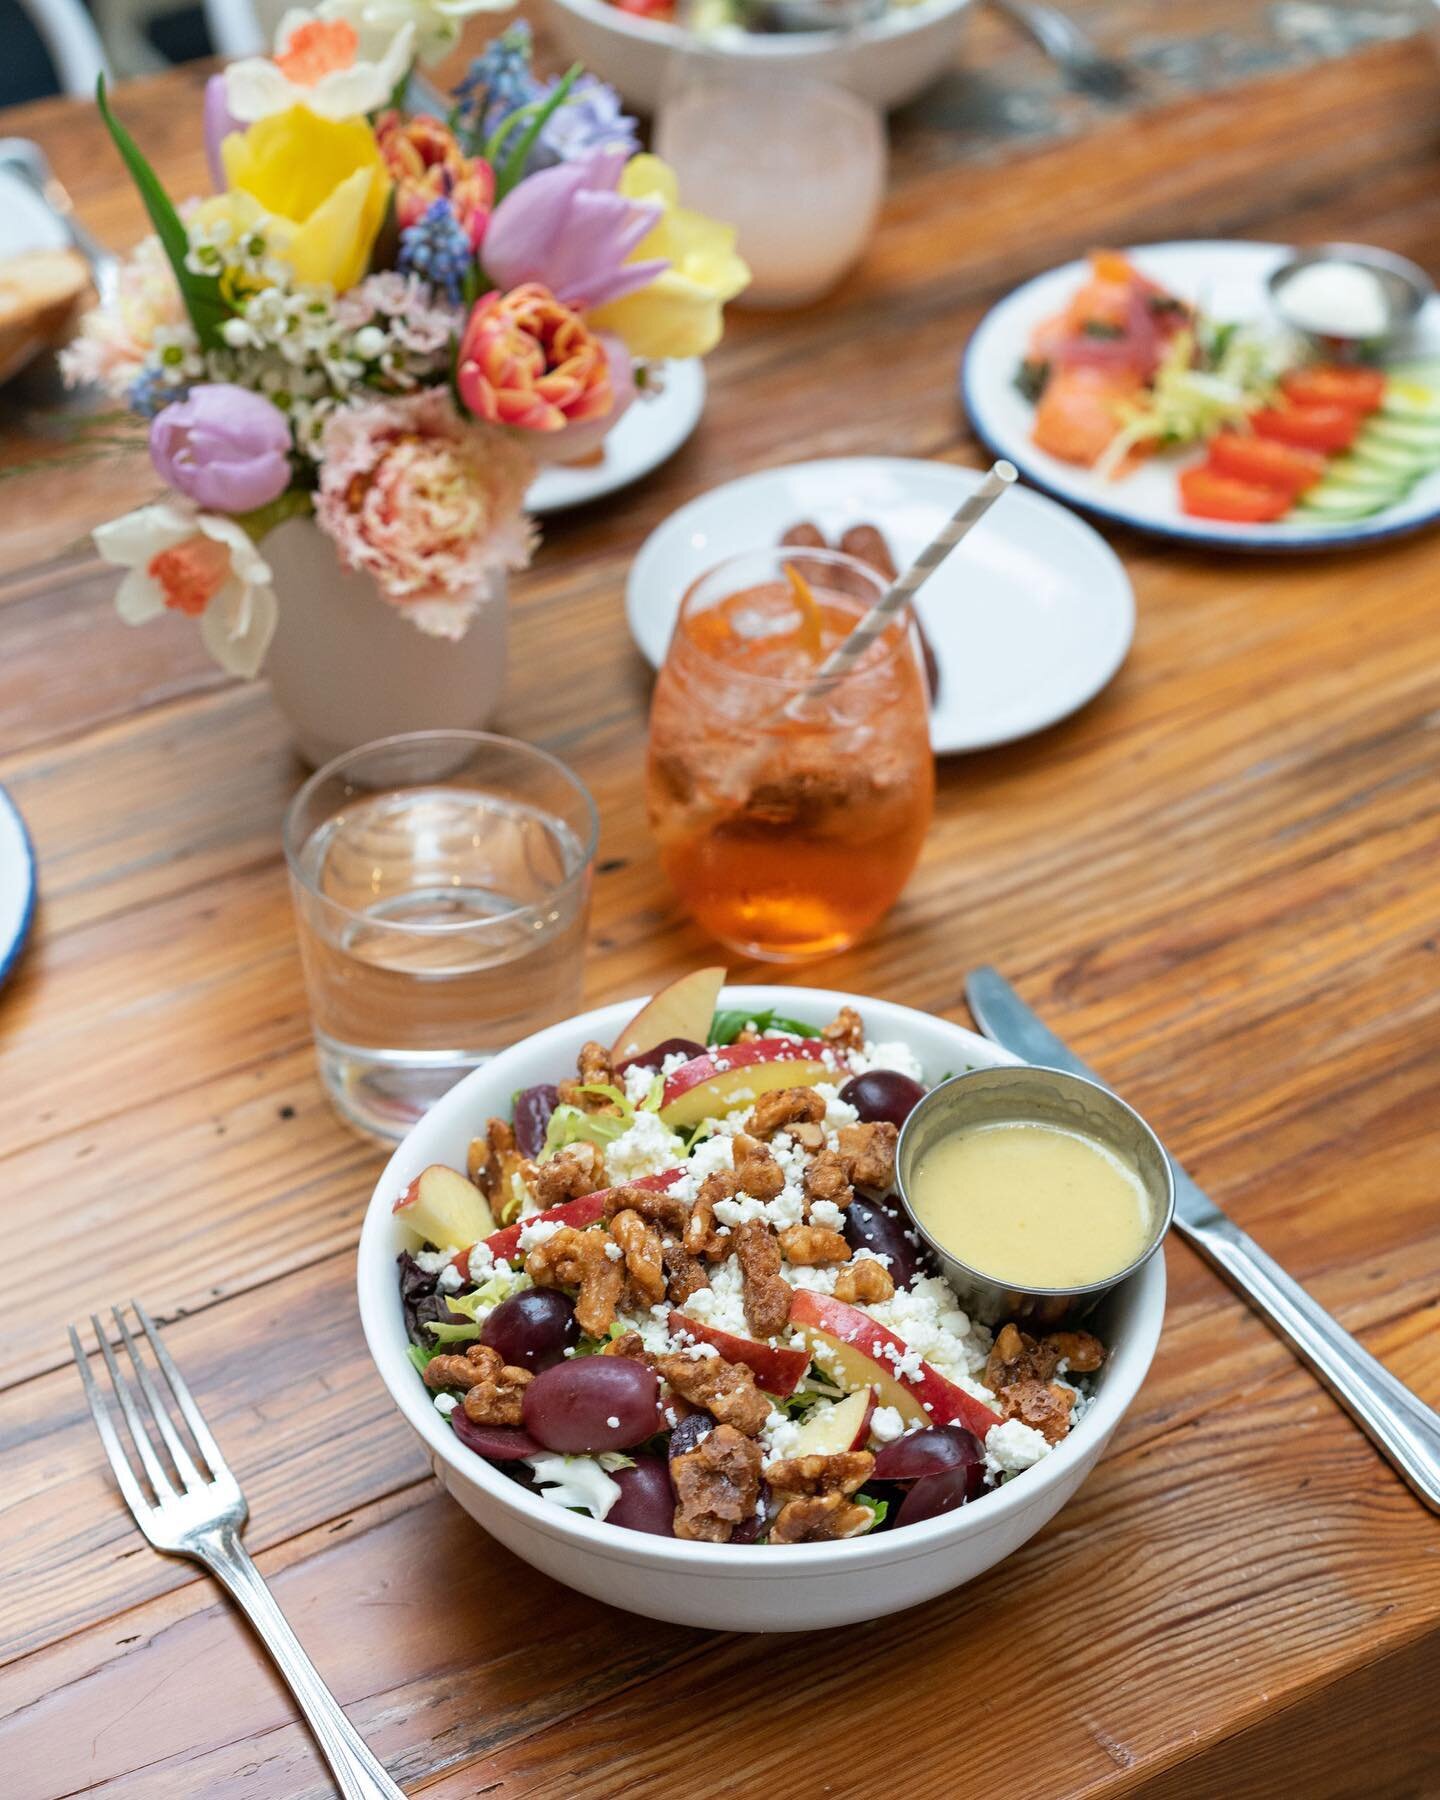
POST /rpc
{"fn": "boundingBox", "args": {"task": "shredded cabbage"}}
[538,1077,662,1162]
[1096,325,1282,478]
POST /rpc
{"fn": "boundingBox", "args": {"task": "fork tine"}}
[112,1304,206,1491]
[70,1324,154,1523]
[131,1300,230,1479]
[90,1311,176,1504]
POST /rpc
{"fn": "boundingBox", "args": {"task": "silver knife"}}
[965,966,1440,1514]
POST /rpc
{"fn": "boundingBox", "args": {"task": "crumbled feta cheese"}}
[606,1108,686,1183]
[413,1248,455,1274]
[524,1453,622,1519]
[761,1410,804,1459]
[815,1082,860,1130]
[679,1254,750,1335]
[622,1060,659,1106]
[660,1049,693,1080]
[437,1263,463,1293]
[984,1418,1051,1479]
[688,1134,735,1179]
[603,1239,623,1261]
[683,1340,720,1359]
[605,1414,621,1429]
[434,1393,459,1416]
[518,1217,564,1252]
[868,1405,905,1444]
[783,1263,840,1295]
[468,1243,496,1278]
[808,1199,845,1231]
[714,1194,770,1228]
[848,1039,926,1083]
[866,1275,992,1386]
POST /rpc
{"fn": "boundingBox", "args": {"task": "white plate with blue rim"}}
[528,359,706,515]
[625,455,1135,754]
[961,239,1440,552]
[0,786,36,988]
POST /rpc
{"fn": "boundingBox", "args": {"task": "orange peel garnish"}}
[782,561,824,663]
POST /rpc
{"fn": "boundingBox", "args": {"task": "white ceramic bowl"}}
[357,985,1166,1632]
[538,0,977,114]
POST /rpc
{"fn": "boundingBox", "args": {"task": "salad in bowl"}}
[361,973,1164,1627]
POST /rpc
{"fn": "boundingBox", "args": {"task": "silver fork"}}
[71,1302,406,1800]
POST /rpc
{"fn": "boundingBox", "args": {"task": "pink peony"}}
[457,282,613,433]
[314,388,536,636]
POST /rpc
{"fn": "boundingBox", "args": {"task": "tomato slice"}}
[1178,467,1293,523]
[1207,432,1328,496]
[1280,366,1386,413]
[1250,404,1361,452]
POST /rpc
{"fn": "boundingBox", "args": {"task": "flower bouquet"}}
[66,12,748,753]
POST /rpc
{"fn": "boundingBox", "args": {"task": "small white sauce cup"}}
[894,1064,1175,1328]
[1267,242,1433,347]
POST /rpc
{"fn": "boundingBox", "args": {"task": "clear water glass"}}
[284,732,598,1141]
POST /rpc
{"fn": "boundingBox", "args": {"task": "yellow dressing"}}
[910,1120,1152,1289]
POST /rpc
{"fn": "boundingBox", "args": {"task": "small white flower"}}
[352,325,387,360]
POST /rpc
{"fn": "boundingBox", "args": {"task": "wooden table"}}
[3,16,1440,1798]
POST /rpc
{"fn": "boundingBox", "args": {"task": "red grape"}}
[513,1084,560,1159]
[481,1290,578,1373]
[838,1070,926,1130]
[896,1459,988,1527]
[450,1413,544,1461]
[843,1193,925,1289]
[873,1425,984,1487]
[522,1357,664,1453]
[613,1037,707,1078]
[607,1457,676,1535]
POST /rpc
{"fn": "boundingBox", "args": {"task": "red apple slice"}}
[610,966,727,1065]
[786,1387,876,1457]
[789,1289,1002,1438]
[666,1310,809,1395]
[468,1167,687,1272]
[658,1040,832,1130]
[393,1164,495,1251]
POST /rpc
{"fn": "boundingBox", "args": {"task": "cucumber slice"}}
[1351,434,1440,476]
[1382,359,1440,387]
[1294,486,1392,519]
[1323,456,1413,495]
[1362,415,1440,453]
[1379,382,1440,424]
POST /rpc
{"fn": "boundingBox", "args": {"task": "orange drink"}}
[647,547,934,960]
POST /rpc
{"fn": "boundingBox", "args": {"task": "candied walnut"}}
[821,1006,865,1052]
[654,1350,770,1437]
[836,1120,898,1190]
[789,1120,826,1151]
[747,1086,826,1140]
[778,1224,851,1266]
[997,1377,1075,1445]
[604,1330,649,1361]
[663,1239,711,1304]
[610,1208,667,1306]
[1047,1329,1106,1374]
[764,1449,874,1500]
[683,1171,735,1260]
[423,1343,531,1426]
[984,1322,1103,1390]
[833,1257,895,1304]
[525,1225,624,1337]
[803,1148,854,1208]
[671,1423,763,1542]
[557,1040,620,1114]
[604,1181,689,1235]
[769,1492,874,1544]
[734,1219,793,1338]
[732,1134,785,1201]
[467,1117,539,1222]
[534,1141,608,1207]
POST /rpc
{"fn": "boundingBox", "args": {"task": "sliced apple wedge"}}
[393,1164,495,1252]
[472,1167,686,1271]
[786,1387,876,1457]
[666,1310,809,1395]
[658,1040,831,1130]
[611,966,727,1065]
[789,1289,1002,1438]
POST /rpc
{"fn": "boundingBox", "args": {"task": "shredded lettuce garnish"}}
[1095,325,1282,478]
[538,1077,663,1163]
[422,1265,529,1342]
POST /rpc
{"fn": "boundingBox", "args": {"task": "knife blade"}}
[963,965,1440,1514]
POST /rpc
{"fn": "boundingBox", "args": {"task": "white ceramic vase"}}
[260,516,508,768]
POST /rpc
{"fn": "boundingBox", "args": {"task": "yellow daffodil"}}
[213,107,391,292]
[588,155,750,361]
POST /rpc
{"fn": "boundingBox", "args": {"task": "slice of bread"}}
[0,248,91,385]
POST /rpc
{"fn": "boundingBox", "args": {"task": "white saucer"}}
[0,786,36,988]
[528,360,706,515]
[625,456,1135,754]
[962,239,1440,551]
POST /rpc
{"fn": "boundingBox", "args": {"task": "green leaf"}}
[707,1007,820,1046]
[406,1342,441,1374]
[96,76,231,353]
[422,1318,481,1344]
[855,1492,889,1530]
[494,64,582,201]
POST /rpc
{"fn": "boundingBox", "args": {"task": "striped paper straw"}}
[782,459,1018,721]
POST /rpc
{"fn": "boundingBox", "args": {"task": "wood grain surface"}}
[2,18,1440,1800]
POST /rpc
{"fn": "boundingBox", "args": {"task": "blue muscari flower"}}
[398,197,473,304]
[452,22,541,148]
[129,365,187,419]
[532,74,640,168]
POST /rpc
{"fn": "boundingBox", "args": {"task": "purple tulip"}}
[149,385,292,514]
[482,149,668,311]
[203,74,237,192]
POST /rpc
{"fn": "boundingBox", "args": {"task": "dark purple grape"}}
[844,1193,926,1289]
[730,1480,772,1543]
[895,1459,988,1528]
[873,1425,984,1487]
[839,1070,926,1130]
[607,1457,676,1535]
[480,1290,579,1374]
[666,1410,715,1460]
[450,1412,545,1462]
[613,1037,707,1078]
[522,1357,664,1453]
[513,1084,560,1159]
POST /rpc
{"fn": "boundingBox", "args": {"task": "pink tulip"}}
[150,384,292,514]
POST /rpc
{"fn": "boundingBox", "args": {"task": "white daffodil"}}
[224,10,416,124]
[93,500,280,679]
[320,0,514,68]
